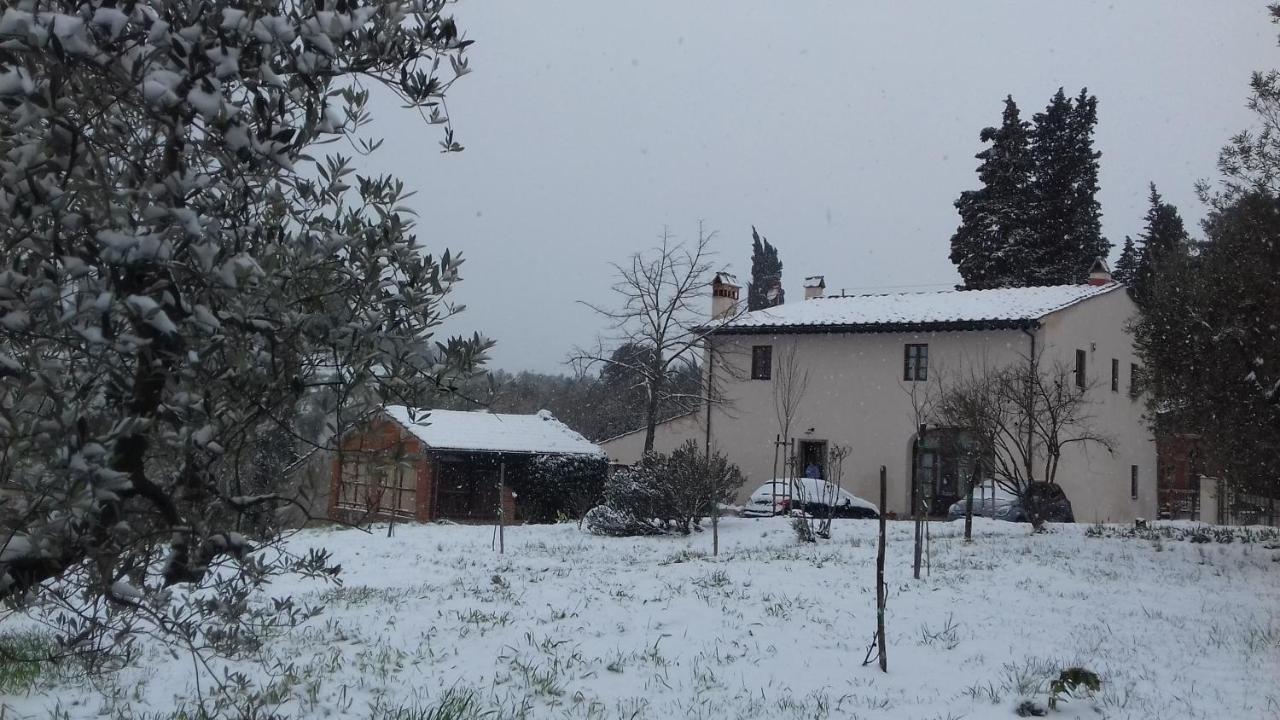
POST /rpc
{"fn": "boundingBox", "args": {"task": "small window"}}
[1074,349,1087,389]
[751,345,772,380]
[1111,359,1119,393]
[904,344,929,381]
[1129,363,1141,398]
[1130,465,1139,499]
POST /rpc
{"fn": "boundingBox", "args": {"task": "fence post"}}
[497,459,506,554]
[913,424,925,580]
[876,465,888,672]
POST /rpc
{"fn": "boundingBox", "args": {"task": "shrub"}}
[593,441,744,536]
[584,505,660,537]
[515,454,607,523]
[659,441,745,533]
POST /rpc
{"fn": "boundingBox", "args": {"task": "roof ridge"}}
[720,282,1125,333]
[802,282,1106,301]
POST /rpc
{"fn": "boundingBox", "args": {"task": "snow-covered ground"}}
[9,518,1280,719]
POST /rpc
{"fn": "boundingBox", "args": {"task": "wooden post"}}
[770,434,781,515]
[913,424,925,580]
[497,459,505,554]
[876,465,888,672]
[711,448,720,557]
[712,507,719,556]
[964,460,977,543]
[707,359,718,557]
[925,514,931,576]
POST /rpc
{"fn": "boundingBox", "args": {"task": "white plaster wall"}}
[600,411,705,466]
[1037,288,1157,522]
[705,328,1031,514]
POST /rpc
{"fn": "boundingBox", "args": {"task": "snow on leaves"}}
[0,0,488,658]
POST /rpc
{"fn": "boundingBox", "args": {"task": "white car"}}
[741,478,879,519]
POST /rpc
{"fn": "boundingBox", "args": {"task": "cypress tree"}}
[747,226,784,311]
[1133,191,1280,493]
[949,96,1036,289]
[1113,236,1139,287]
[1028,88,1110,285]
[1065,89,1109,278]
[1131,183,1190,307]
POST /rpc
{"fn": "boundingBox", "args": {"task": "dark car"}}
[946,481,1075,523]
[742,478,879,519]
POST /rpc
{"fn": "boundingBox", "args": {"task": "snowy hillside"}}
[10,519,1278,719]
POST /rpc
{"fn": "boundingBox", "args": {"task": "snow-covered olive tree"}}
[0,0,488,661]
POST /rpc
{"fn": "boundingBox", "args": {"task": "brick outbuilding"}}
[329,406,602,524]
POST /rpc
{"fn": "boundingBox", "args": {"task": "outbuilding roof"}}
[715,282,1123,334]
[383,406,603,456]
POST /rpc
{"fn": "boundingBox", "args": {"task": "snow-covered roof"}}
[803,275,825,288]
[383,406,603,456]
[716,282,1123,333]
[713,272,739,286]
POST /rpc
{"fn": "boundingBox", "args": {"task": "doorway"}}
[797,440,828,479]
[912,428,978,516]
[435,458,500,520]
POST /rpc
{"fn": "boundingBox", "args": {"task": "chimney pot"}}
[803,275,826,300]
[711,272,741,318]
[1087,257,1113,287]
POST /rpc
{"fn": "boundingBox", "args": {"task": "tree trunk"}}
[642,369,664,453]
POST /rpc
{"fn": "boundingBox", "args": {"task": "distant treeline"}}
[436,353,701,442]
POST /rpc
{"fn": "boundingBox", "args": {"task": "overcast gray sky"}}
[362,1,1276,374]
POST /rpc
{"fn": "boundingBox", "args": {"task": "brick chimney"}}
[711,272,741,318]
[803,275,826,300]
[1087,257,1113,286]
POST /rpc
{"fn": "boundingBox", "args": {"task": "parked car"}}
[742,478,879,519]
[946,481,1075,523]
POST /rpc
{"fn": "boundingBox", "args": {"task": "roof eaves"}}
[428,446,602,457]
[1030,282,1124,321]
[597,409,700,445]
[711,318,1040,336]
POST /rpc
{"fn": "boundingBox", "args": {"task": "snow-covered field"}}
[10,518,1280,719]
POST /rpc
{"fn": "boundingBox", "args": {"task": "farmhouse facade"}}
[602,270,1158,523]
[330,407,603,524]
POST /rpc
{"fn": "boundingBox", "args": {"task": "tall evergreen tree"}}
[747,226,785,310]
[1027,88,1110,284]
[1130,184,1191,306]
[1133,191,1280,493]
[1113,236,1139,287]
[949,96,1036,289]
[1134,9,1280,501]
[1065,89,1109,273]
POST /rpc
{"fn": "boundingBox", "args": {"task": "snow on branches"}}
[0,0,488,657]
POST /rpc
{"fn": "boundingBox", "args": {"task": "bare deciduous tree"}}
[773,343,811,449]
[572,223,742,452]
[772,343,812,541]
[901,372,938,577]
[933,353,1114,530]
[816,444,850,539]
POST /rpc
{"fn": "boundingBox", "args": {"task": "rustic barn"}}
[328,406,604,524]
